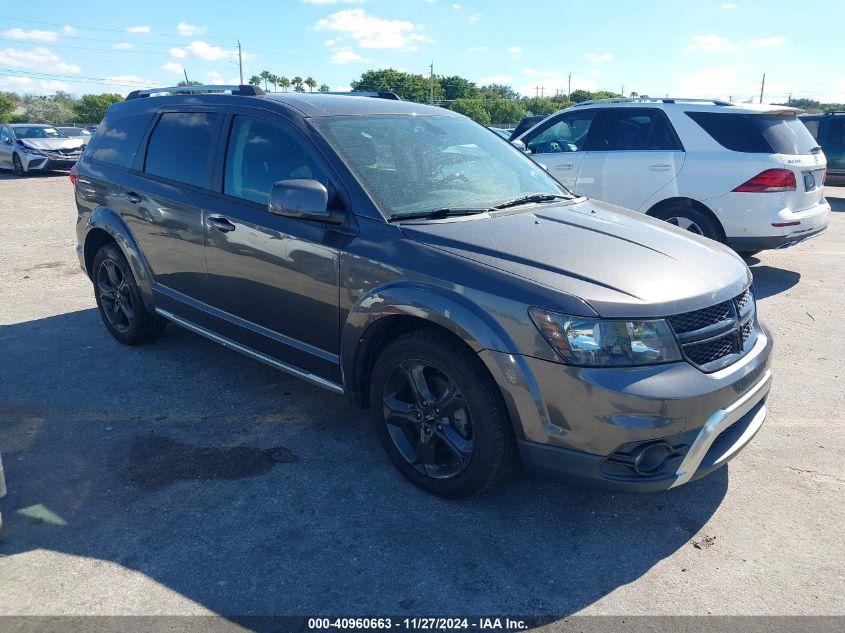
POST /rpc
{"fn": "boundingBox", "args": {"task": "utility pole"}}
[429,62,434,104]
[183,68,190,84]
[237,40,244,85]
[540,86,544,98]
[567,72,571,101]
[535,85,539,98]
[759,73,766,104]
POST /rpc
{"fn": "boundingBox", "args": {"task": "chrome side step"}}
[155,308,345,395]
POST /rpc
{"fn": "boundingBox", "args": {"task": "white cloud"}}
[103,75,157,95]
[522,67,536,75]
[177,22,206,36]
[469,13,481,21]
[508,46,522,54]
[62,25,77,36]
[749,36,785,47]
[676,67,736,97]
[686,34,739,53]
[479,75,513,85]
[324,38,337,46]
[161,62,184,74]
[0,75,70,94]
[586,52,613,62]
[452,3,462,9]
[113,42,134,49]
[314,9,428,50]
[169,41,240,61]
[720,3,737,8]
[0,47,80,73]
[127,26,151,34]
[1,28,58,43]
[468,45,486,52]
[591,68,602,76]
[330,47,372,64]
[206,71,225,85]
[303,0,364,4]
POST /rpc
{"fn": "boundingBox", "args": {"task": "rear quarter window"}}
[85,111,152,167]
[686,111,818,155]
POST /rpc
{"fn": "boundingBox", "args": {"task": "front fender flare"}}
[86,206,155,310]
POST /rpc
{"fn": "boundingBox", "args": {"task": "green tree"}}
[521,97,558,116]
[72,93,123,123]
[0,91,20,122]
[319,83,330,92]
[268,74,278,91]
[259,70,272,91]
[292,76,305,92]
[486,99,525,124]
[305,76,317,92]
[479,84,519,100]
[439,75,478,101]
[569,89,593,103]
[248,75,261,87]
[351,68,444,103]
[278,76,291,92]
[590,90,621,100]
[22,95,74,124]
[177,80,203,86]
[450,98,491,125]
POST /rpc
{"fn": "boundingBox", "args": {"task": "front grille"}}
[668,288,756,372]
[43,148,82,160]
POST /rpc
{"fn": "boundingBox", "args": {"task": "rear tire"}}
[92,243,167,345]
[651,204,723,242]
[369,328,516,498]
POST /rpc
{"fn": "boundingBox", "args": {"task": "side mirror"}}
[511,139,527,152]
[1,138,11,145]
[268,179,343,225]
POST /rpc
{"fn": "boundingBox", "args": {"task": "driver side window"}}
[526,111,597,154]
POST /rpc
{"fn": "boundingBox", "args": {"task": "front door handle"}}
[126,192,142,204]
[555,163,575,170]
[206,216,236,233]
[649,164,672,172]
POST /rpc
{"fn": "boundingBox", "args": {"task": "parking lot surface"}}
[0,173,843,620]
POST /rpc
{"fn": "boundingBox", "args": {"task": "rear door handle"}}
[206,216,236,233]
[126,192,142,204]
[649,164,672,172]
[555,163,575,170]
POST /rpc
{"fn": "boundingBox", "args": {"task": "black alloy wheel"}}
[12,154,24,177]
[97,258,134,334]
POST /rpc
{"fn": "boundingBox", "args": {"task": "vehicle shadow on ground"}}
[0,309,727,620]
[746,263,801,300]
[827,194,845,212]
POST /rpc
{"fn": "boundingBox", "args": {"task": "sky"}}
[1,0,843,103]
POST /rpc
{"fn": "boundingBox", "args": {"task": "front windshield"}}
[313,115,571,219]
[15,126,64,139]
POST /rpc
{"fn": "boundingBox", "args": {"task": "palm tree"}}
[278,76,291,92]
[305,77,317,92]
[319,83,330,92]
[259,70,272,91]
[269,74,278,92]
[292,76,305,93]
[248,75,261,87]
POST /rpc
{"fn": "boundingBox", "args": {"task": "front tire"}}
[651,204,723,242]
[92,243,166,345]
[12,154,24,177]
[369,328,515,498]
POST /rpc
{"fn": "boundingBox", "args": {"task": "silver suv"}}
[74,86,773,497]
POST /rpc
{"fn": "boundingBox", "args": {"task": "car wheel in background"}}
[369,328,516,498]
[12,154,24,177]
[92,243,167,345]
[651,204,723,242]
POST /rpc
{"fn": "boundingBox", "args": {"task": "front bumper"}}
[483,325,773,492]
[22,154,80,172]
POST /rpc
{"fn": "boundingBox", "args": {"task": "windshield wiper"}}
[388,207,489,222]
[491,193,569,210]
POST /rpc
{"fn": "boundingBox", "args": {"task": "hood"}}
[19,138,85,151]
[399,199,752,318]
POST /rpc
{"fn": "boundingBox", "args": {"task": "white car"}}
[514,98,830,254]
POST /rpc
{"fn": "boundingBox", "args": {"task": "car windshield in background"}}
[14,127,65,139]
[59,128,91,137]
[686,111,818,155]
[313,115,571,219]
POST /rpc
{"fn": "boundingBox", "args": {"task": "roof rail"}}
[320,91,401,100]
[125,85,265,100]
[573,97,733,107]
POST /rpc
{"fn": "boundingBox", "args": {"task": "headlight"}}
[22,146,45,156]
[529,308,682,367]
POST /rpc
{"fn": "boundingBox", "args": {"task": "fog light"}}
[635,443,671,474]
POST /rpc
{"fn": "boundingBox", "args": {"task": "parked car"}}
[800,112,844,184]
[74,85,772,498]
[514,98,830,255]
[488,126,512,139]
[0,450,6,542]
[0,124,85,176]
[509,114,549,141]
[57,126,94,144]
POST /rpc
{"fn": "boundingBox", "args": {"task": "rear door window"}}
[85,112,152,167]
[144,112,220,188]
[827,117,845,146]
[687,111,818,154]
[593,108,682,151]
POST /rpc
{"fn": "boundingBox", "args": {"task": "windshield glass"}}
[14,126,64,139]
[313,115,571,219]
[59,128,90,137]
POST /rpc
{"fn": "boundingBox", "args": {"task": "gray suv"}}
[74,85,773,498]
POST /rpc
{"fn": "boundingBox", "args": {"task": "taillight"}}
[733,169,796,192]
[69,163,78,187]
